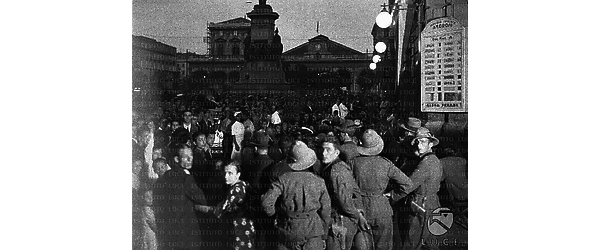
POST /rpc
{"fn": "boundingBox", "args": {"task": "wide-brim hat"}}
[356,129,384,156]
[411,127,440,146]
[289,141,317,171]
[249,131,270,148]
[400,117,422,133]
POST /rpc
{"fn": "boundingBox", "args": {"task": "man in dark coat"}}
[181,110,199,134]
[153,144,208,250]
[245,131,275,190]
[439,145,468,230]
[440,146,468,204]
[348,129,414,250]
[262,141,332,250]
[196,110,213,135]
[246,131,276,250]
[191,131,213,187]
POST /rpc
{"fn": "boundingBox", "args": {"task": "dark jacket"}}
[182,122,199,135]
[268,144,285,163]
[349,155,413,219]
[246,154,275,191]
[153,166,208,250]
[245,154,275,219]
[197,119,213,134]
[262,171,332,241]
[191,146,213,186]
[440,156,468,202]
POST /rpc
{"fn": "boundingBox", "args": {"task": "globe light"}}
[369,63,377,70]
[372,55,381,63]
[376,10,392,29]
[375,42,387,53]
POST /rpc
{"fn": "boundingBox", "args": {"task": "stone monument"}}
[236,0,289,90]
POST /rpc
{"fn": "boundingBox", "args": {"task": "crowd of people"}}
[132,91,468,250]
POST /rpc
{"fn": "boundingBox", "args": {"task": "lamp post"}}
[371,1,419,93]
[371,2,399,93]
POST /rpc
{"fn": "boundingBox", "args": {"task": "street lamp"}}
[369,63,377,70]
[376,1,417,29]
[375,7,392,29]
[375,42,387,53]
[372,54,381,63]
[373,1,420,93]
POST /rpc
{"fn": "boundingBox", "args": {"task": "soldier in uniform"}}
[320,136,369,250]
[348,129,413,250]
[261,141,332,250]
[399,127,443,250]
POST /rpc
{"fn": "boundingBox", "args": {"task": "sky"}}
[133,0,385,54]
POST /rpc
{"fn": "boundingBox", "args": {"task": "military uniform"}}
[402,152,443,250]
[349,155,413,250]
[262,170,332,250]
[320,158,363,250]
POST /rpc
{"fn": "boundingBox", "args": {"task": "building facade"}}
[132,35,178,91]
[173,18,251,92]
[206,17,251,58]
[177,18,375,92]
[282,35,372,92]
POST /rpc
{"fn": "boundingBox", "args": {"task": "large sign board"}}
[420,17,467,112]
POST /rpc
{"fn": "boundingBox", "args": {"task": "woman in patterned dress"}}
[195,162,255,250]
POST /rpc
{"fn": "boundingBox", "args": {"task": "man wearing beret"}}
[348,129,414,250]
[262,141,331,250]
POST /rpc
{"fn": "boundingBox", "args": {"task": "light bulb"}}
[369,63,377,70]
[372,55,381,63]
[375,42,387,53]
[376,11,392,29]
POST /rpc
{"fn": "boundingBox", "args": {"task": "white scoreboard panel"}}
[420,17,467,112]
